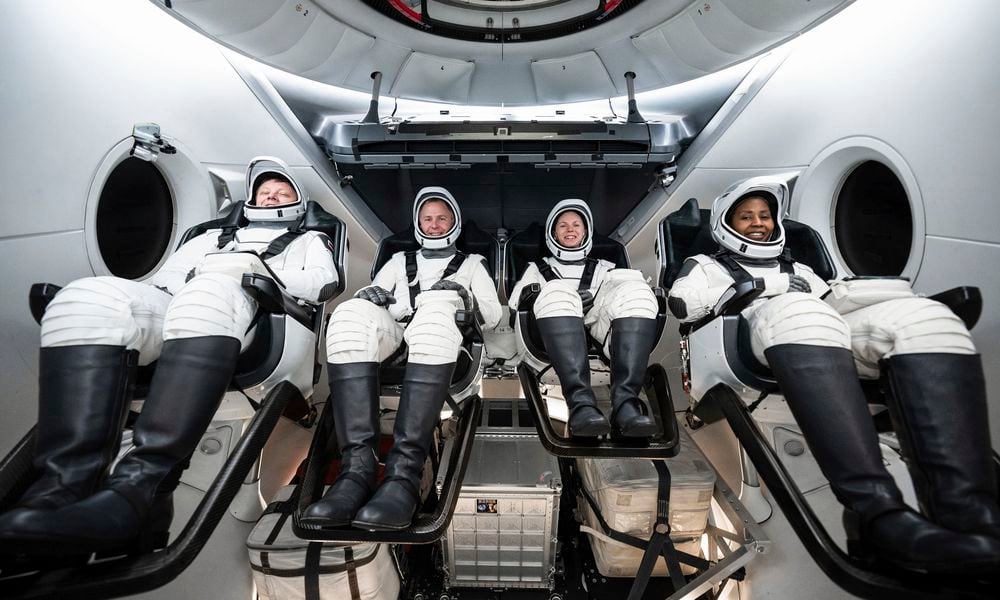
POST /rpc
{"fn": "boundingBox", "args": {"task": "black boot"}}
[4,336,240,555]
[883,353,1000,540]
[352,362,453,531]
[0,346,136,545]
[765,344,1000,573]
[608,318,658,438]
[536,317,610,437]
[303,362,380,526]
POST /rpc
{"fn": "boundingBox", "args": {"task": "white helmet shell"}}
[413,186,462,250]
[545,199,593,261]
[710,176,791,259]
[244,156,307,223]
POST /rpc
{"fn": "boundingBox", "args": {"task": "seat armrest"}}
[929,285,982,330]
[712,279,765,318]
[680,279,765,336]
[29,283,63,325]
[455,308,485,342]
[241,273,317,330]
[510,283,541,328]
[652,286,668,344]
[518,283,541,311]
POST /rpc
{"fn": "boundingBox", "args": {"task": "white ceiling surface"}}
[163,0,852,105]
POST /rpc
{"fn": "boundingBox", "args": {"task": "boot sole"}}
[568,423,611,437]
[350,518,410,531]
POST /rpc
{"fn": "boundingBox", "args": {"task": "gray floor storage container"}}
[439,400,562,590]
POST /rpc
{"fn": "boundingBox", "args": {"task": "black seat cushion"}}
[659,198,836,289]
[504,222,630,298]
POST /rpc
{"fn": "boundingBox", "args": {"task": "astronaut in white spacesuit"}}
[668,176,1000,572]
[0,157,338,555]
[509,199,659,439]
[304,186,501,531]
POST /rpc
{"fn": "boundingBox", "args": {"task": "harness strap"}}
[405,251,468,310]
[714,250,797,283]
[536,258,598,291]
[217,226,238,249]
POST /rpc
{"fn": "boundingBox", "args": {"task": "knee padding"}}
[534,280,583,319]
[850,297,976,359]
[326,298,401,364]
[41,277,152,349]
[163,273,256,342]
[602,279,657,320]
[405,299,463,365]
[748,293,851,364]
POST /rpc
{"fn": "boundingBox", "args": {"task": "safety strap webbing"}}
[536,258,598,291]
[713,251,795,284]
[404,250,467,309]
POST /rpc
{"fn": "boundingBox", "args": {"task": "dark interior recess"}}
[834,160,913,276]
[96,157,174,279]
[338,162,658,236]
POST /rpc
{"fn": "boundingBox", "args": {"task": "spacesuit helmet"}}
[244,156,307,222]
[545,199,593,262]
[413,186,462,250]
[710,176,788,259]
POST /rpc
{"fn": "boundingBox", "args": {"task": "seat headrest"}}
[658,197,836,288]
[371,220,498,282]
[504,222,629,297]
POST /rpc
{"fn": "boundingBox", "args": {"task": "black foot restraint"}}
[294,396,481,544]
[518,363,679,458]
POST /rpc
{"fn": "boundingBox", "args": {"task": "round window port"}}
[96,157,174,279]
[834,160,913,276]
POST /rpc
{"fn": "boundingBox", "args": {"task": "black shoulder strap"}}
[259,231,303,260]
[578,258,598,291]
[778,249,795,274]
[216,226,238,249]
[536,260,559,282]
[713,251,754,285]
[442,252,467,278]
[406,251,470,310]
[405,250,420,309]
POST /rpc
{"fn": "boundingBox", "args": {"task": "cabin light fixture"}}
[130,123,176,163]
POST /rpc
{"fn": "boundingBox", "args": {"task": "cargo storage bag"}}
[247,486,400,600]
[576,430,717,585]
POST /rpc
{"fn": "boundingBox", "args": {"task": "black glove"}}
[354,285,396,307]
[788,274,812,294]
[430,279,473,311]
[578,289,595,314]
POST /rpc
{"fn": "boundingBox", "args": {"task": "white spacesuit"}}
[667,176,1000,573]
[0,157,338,556]
[509,199,659,438]
[306,186,501,531]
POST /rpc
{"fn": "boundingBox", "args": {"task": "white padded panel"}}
[220,0,319,59]
[595,39,666,95]
[687,1,779,56]
[339,38,410,95]
[721,0,849,34]
[266,8,349,73]
[530,52,616,104]
[631,28,708,84]
[171,0,285,37]
[468,60,538,105]
[389,52,475,104]
[657,10,743,73]
[301,26,376,84]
